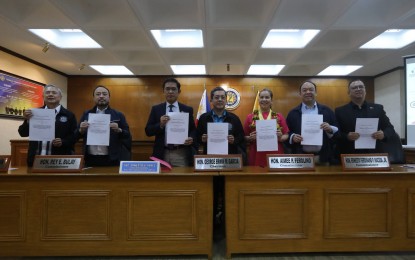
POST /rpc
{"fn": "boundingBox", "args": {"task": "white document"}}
[207,123,228,155]
[301,114,323,146]
[166,112,189,144]
[355,118,379,149]
[29,108,55,141]
[256,119,278,152]
[86,113,111,146]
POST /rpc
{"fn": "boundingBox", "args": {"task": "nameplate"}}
[341,153,390,171]
[194,155,243,171]
[119,161,160,174]
[267,154,315,171]
[0,155,11,173]
[32,155,84,173]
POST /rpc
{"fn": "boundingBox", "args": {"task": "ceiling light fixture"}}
[42,43,50,53]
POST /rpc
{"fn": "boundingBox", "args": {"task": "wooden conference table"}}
[0,167,214,258]
[1,165,415,259]
[224,165,415,258]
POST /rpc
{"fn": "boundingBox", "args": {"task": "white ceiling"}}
[1,0,415,76]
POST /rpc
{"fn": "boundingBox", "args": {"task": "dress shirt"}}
[290,102,338,153]
[212,110,227,123]
[166,101,179,113]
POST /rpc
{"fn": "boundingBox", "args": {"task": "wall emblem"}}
[225,87,241,110]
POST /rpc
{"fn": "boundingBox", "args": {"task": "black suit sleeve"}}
[232,115,245,146]
[18,120,30,137]
[60,112,77,149]
[378,104,395,141]
[145,106,165,137]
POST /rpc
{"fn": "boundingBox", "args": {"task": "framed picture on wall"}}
[0,70,45,119]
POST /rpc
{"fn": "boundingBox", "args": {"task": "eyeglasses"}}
[350,85,365,90]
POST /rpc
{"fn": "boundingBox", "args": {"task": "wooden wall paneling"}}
[10,139,29,167]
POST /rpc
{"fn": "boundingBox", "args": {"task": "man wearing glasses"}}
[196,86,245,155]
[196,87,245,236]
[145,78,197,167]
[335,79,395,154]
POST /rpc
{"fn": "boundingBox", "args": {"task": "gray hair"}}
[43,84,63,96]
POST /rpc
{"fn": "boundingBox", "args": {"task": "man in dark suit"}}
[196,86,245,155]
[18,84,77,167]
[77,85,131,167]
[335,79,395,154]
[196,86,245,231]
[145,78,197,167]
[286,81,339,165]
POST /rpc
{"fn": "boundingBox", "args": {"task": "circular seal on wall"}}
[225,87,241,110]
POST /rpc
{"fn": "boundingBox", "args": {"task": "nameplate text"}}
[267,154,315,171]
[119,161,160,174]
[194,155,243,171]
[32,155,84,173]
[341,153,390,171]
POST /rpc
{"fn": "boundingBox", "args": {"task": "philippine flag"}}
[195,89,211,126]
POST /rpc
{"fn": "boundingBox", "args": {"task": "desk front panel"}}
[0,168,213,258]
[224,166,415,258]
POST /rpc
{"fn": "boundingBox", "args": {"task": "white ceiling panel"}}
[1,0,415,76]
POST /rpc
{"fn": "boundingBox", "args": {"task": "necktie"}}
[168,105,174,112]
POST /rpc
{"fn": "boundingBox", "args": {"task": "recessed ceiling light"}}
[90,65,133,75]
[360,29,415,49]
[247,65,285,75]
[262,29,320,48]
[29,29,101,48]
[317,65,362,76]
[151,29,203,48]
[170,65,206,75]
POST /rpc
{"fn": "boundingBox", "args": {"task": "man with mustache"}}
[196,86,245,235]
[77,85,131,167]
[335,79,395,155]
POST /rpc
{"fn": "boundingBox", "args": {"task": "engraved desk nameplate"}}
[194,154,243,172]
[267,154,315,171]
[119,161,160,174]
[0,155,11,173]
[341,153,390,171]
[32,155,84,173]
